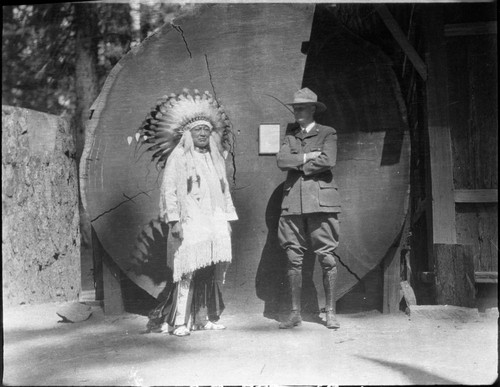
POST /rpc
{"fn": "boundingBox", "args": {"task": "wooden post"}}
[423,7,457,305]
[434,244,476,307]
[423,6,457,248]
[102,254,124,315]
[91,227,124,315]
[383,244,402,313]
[383,212,410,313]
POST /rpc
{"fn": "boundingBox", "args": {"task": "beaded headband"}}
[185,119,214,131]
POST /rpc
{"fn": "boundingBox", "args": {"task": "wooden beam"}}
[91,226,104,302]
[412,197,427,225]
[421,271,499,284]
[383,212,410,314]
[424,7,457,245]
[445,21,497,37]
[375,4,428,81]
[102,253,124,315]
[408,304,480,321]
[383,244,402,313]
[400,280,417,306]
[91,226,124,315]
[475,271,498,284]
[454,189,498,203]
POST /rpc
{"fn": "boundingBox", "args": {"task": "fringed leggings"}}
[147,263,225,330]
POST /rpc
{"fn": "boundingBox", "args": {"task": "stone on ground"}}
[56,302,92,323]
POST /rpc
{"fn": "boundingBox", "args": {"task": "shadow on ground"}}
[357,355,459,384]
[4,305,498,386]
[3,312,215,385]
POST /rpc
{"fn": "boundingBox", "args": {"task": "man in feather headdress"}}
[139,89,237,337]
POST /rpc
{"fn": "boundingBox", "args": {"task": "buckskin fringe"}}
[172,237,232,282]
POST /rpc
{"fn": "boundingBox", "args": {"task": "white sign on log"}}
[258,123,280,155]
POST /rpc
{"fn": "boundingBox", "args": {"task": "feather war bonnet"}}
[135,88,232,169]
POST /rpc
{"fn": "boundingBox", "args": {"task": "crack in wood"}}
[204,54,218,102]
[333,251,366,293]
[90,189,155,223]
[171,24,192,58]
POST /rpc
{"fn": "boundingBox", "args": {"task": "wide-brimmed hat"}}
[287,87,327,113]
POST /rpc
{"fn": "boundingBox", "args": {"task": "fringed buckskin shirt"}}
[160,147,238,282]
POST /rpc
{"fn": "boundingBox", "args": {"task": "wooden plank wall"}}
[402,4,497,306]
[425,5,498,304]
[456,204,498,273]
[433,244,476,307]
[446,30,498,277]
[383,3,497,309]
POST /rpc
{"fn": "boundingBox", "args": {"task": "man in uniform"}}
[277,87,341,329]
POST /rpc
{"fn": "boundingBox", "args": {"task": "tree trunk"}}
[74,3,100,296]
[2,106,80,306]
[74,3,99,159]
[130,1,141,47]
[80,4,411,313]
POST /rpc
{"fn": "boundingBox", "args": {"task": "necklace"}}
[194,146,209,153]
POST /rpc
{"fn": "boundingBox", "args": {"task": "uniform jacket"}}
[277,122,341,215]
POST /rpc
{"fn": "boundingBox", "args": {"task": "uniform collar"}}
[301,121,316,133]
[295,122,318,138]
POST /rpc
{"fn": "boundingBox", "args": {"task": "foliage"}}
[3,4,77,115]
[2,2,182,118]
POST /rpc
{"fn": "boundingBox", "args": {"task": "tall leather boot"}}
[279,273,302,329]
[323,267,340,329]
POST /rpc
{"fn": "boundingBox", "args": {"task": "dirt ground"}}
[3,297,498,386]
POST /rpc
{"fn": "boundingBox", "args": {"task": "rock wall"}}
[2,106,81,307]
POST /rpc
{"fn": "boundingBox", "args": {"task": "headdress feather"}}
[133,89,232,169]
